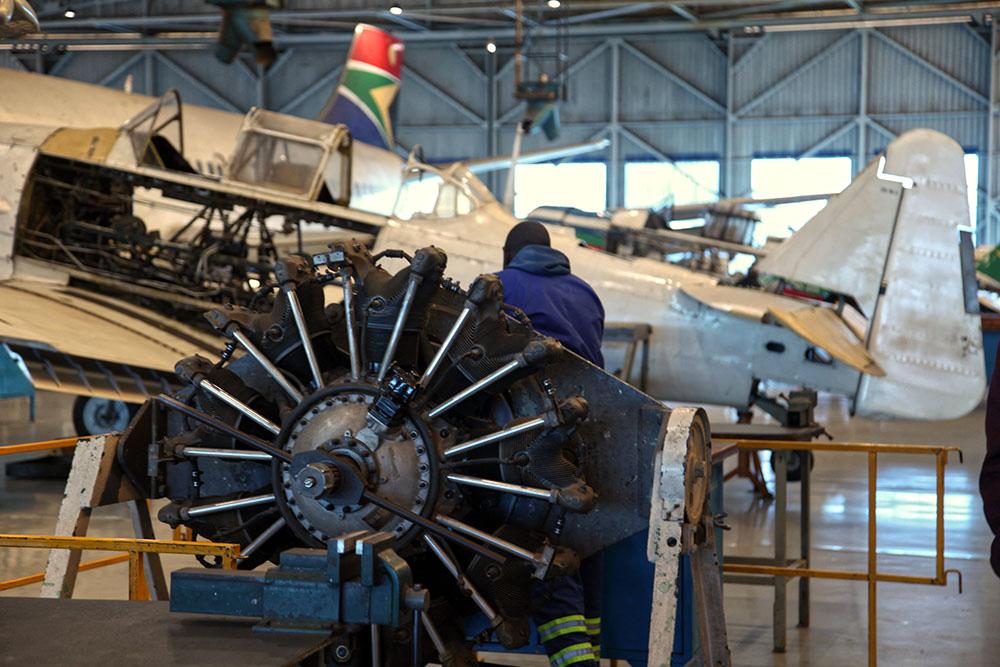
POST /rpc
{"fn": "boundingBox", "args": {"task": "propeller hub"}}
[276,385,437,546]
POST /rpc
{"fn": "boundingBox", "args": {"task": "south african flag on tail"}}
[318,23,404,151]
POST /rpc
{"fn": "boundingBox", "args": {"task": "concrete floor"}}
[0,391,996,665]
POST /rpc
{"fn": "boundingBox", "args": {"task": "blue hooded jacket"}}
[496,245,605,367]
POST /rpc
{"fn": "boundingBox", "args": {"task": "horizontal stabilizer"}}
[680,284,884,376]
[768,305,884,377]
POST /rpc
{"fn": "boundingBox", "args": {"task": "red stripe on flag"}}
[349,23,404,79]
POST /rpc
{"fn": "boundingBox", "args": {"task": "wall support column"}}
[986,21,998,243]
[486,49,498,195]
[257,63,268,109]
[723,34,736,198]
[144,51,155,96]
[856,29,869,174]
[608,38,622,209]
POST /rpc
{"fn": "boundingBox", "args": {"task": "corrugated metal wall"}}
[3,23,997,238]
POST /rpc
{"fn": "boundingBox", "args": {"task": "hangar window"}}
[624,160,720,210]
[513,162,607,218]
[750,156,853,244]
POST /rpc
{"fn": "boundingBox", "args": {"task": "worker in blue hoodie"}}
[496,220,604,667]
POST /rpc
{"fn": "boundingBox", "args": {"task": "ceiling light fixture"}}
[547,0,561,8]
[63,8,76,18]
[486,40,497,54]
[389,4,403,15]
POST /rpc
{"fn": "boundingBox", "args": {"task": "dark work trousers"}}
[532,553,603,667]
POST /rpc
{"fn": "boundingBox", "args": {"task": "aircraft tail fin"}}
[317,23,404,151]
[756,129,985,419]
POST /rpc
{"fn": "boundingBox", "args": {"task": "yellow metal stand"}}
[0,534,239,599]
[0,436,83,457]
[0,434,240,600]
[720,439,963,667]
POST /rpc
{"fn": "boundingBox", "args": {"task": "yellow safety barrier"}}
[0,435,92,457]
[0,554,130,592]
[719,439,962,667]
[1,436,240,599]
[0,534,240,600]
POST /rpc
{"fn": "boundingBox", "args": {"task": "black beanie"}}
[503,221,551,267]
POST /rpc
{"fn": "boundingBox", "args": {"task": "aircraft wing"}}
[680,283,885,377]
[464,138,611,174]
[644,228,765,257]
[532,207,766,257]
[0,279,221,402]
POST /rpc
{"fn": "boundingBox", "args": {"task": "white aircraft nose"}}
[0,0,39,38]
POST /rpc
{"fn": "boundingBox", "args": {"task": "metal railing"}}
[0,435,83,457]
[0,534,240,599]
[719,438,963,667]
[0,435,240,599]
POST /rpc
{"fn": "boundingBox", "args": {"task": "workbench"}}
[0,597,334,666]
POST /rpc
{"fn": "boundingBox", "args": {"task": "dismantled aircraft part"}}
[16,153,279,311]
[755,130,985,418]
[117,242,684,658]
[0,0,38,38]
[10,93,374,320]
[379,130,985,421]
[225,108,353,204]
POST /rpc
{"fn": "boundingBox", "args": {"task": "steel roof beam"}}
[669,4,698,22]
[621,39,726,114]
[152,51,241,112]
[95,51,144,86]
[735,30,858,117]
[28,3,994,43]
[277,65,342,114]
[870,28,990,107]
[382,9,430,32]
[547,2,660,26]
[405,64,487,125]
[797,119,856,159]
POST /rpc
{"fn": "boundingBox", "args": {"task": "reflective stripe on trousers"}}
[533,574,597,667]
[538,614,588,643]
[549,641,596,667]
[585,616,601,658]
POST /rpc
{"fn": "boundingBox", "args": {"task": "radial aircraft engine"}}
[115,242,708,664]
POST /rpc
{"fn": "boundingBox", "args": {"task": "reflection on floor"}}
[1,392,996,665]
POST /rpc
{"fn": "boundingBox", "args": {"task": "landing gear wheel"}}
[769,449,814,482]
[73,396,137,436]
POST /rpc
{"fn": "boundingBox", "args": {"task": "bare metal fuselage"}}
[0,70,985,419]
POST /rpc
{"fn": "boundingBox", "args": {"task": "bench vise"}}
[170,530,429,631]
